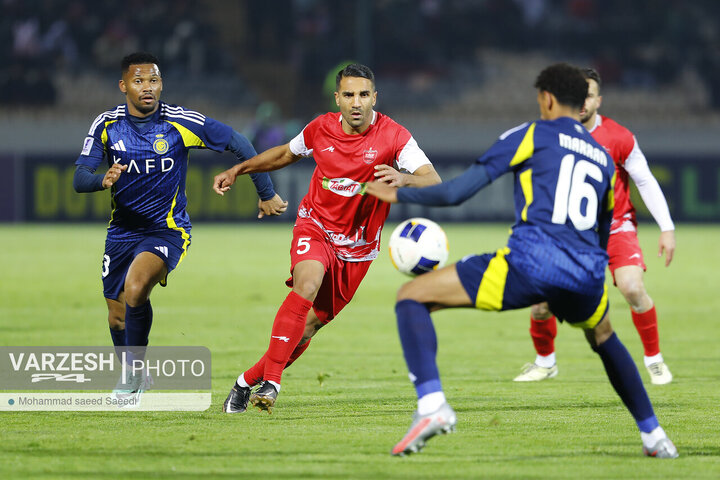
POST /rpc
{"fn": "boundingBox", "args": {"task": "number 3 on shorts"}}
[102,254,110,277]
[296,237,311,255]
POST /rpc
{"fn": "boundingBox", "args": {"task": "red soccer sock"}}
[263,291,313,384]
[242,354,267,387]
[240,339,312,387]
[631,306,660,357]
[529,315,557,356]
[285,339,312,369]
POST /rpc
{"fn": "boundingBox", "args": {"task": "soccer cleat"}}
[112,369,153,406]
[643,437,679,458]
[647,362,673,385]
[222,382,252,413]
[249,381,278,414]
[513,362,558,382]
[391,402,457,456]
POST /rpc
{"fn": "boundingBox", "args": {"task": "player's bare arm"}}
[213,144,301,195]
[102,163,128,189]
[658,230,675,267]
[373,164,441,188]
[257,194,289,219]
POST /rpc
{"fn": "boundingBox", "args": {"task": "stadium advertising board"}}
[1,153,719,222]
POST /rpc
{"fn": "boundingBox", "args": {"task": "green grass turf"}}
[1,222,718,479]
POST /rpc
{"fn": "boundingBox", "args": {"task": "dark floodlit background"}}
[1,0,719,223]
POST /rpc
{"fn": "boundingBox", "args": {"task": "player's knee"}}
[292,278,321,301]
[396,281,421,302]
[531,303,552,320]
[617,279,648,309]
[123,280,150,307]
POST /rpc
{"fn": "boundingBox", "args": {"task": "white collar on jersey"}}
[588,114,602,134]
[337,110,377,124]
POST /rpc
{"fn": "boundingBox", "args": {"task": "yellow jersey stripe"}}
[103,120,120,229]
[572,284,608,329]
[167,121,205,148]
[165,186,191,264]
[519,168,533,222]
[607,171,616,212]
[509,123,536,166]
[475,247,511,310]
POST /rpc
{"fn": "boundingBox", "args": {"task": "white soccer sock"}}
[644,353,664,367]
[640,426,667,448]
[237,373,250,388]
[535,353,556,368]
[417,391,446,415]
[268,380,281,393]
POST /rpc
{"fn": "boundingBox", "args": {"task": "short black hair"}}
[582,67,602,92]
[121,52,160,73]
[336,64,375,90]
[534,63,588,110]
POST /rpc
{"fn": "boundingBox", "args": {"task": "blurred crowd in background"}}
[2,0,720,125]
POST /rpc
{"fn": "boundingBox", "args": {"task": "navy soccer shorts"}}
[455,244,608,328]
[101,229,190,300]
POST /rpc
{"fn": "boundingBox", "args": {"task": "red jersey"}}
[289,111,431,261]
[589,115,640,230]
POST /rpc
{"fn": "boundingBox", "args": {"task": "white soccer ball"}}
[388,217,449,276]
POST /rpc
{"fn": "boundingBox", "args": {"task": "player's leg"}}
[262,258,322,380]
[609,230,671,384]
[122,230,187,350]
[247,259,321,413]
[583,313,677,458]
[123,251,167,348]
[225,308,320,414]
[514,302,558,381]
[285,310,322,368]
[105,295,126,349]
[391,263,471,456]
[102,239,133,349]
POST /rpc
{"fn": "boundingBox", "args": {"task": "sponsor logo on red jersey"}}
[322,177,366,197]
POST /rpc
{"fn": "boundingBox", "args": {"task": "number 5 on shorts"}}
[296,237,311,255]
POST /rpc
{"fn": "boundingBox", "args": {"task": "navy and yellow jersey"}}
[478,117,615,253]
[76,102,232,240]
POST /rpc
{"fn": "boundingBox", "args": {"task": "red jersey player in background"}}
[514,68,676,385]
[213,64,441,413]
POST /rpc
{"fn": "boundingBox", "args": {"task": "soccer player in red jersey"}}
[213,64,441,413]
[515,68,677,385]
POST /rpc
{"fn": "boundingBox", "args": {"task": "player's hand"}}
[213,167,239,196]
[364,180,398,203]
[658,230,675,267]
[258,193,289,219]
[102,163,127,189]
[374,164,408,187]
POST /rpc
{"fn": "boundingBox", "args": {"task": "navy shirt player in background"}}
[365,63,678,459]
[73,52,288,382]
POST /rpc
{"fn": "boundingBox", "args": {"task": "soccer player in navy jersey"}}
[515,68,676,385]
[73,52,287,395]
[365,63,678,459]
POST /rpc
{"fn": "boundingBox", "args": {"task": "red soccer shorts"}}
[286,221,372,324]
[607,229,646,283]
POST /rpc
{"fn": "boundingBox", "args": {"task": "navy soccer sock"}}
[124,300,153,349]
[395,299,443,398]
[110,327,127,363]
[595,332,658,432]
[110,328,126,347]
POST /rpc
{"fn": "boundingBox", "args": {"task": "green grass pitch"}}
[1,222,718,479]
